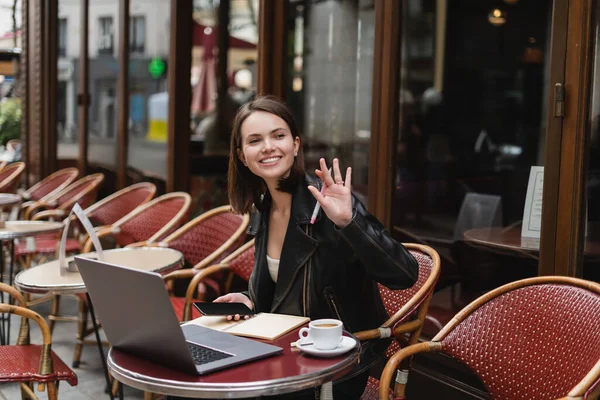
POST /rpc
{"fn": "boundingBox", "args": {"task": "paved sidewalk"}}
[0,295,147,399]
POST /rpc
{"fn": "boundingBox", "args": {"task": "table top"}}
[463,225,600,256]
[0,193,22,207]
[107,329,360,399]
[0,220,64,240]
[14,247,184,295]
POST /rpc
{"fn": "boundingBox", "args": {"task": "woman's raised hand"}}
[213,292,254,321]
[308,158,353,228]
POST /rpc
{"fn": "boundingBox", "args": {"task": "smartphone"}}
[193,302,255,317]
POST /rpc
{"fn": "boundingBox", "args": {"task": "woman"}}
[215,95,418,399]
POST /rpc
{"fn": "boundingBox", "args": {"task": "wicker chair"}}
[150,205,250,305]
[358,243,441,400]
[18,167,79,216]
[376,276,600,400]
[23,173,105,220]
[81,191,192,253]
[0,283,77,399]
[72,192,191,367]
[0,161,25,193]
[164,238,255,322]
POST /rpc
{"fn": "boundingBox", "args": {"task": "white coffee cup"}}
[298,319,343,350]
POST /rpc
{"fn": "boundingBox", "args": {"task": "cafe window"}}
[130,16,146,54]
[98,16,114,55]
[58,18,67,57]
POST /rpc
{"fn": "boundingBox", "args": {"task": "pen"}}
[310,168,332,224]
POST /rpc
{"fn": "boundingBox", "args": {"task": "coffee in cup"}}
[298,319,343,350]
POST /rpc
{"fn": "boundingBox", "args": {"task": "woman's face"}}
[238,111,300,185]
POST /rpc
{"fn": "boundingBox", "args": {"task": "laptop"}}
[75,256,283,375]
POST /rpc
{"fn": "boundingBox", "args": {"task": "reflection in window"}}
[98,16,114,55]
[58,18,67,57]
[130,16,145,54]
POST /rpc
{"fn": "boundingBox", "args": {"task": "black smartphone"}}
[193,302,255,316]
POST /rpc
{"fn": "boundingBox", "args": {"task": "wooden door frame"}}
[257,0,288,99]
[541,0,594,277]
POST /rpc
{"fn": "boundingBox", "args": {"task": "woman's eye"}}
[249,139,260,144]
[276,134,285,139]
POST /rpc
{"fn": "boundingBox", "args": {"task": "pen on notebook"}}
[310,168,332,224]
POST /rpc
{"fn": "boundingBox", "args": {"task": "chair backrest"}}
[453,192,503,240]
[158,205,250,269]
[84,182,156,226]
[221,238,255,282]
[434,277,600,400]
[113,192,192,246]
[0,162,25,193]
[377,243,440,357]
[22,167,79,201]
[48,173,105,211]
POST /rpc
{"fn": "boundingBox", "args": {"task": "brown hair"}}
[228,95,306,214]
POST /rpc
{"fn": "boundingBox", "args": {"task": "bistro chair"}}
[0,283,78,399]
[0,161,25,193]
[164,238,256,322]
[152,205,250,301]
[376,276,600,400]
[358,243,441,400]
[18,167,79,215]
[72,192,191,367]
[23,173,105,220]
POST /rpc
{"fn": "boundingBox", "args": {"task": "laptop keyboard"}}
[187,343,234,365]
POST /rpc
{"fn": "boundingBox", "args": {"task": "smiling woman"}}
[217,95,419,400]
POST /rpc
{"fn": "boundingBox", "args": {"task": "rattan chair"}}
[0,161,25,193]
[164,238,255,322]
[376,276,600,400]
[151,205,250,302]
[358,243,441,400]
[23,173,105,220]
[81,191,192,253]
[0,283,77,399]
[18,167,79,216]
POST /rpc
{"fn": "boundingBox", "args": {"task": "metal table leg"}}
[86,292,115,400]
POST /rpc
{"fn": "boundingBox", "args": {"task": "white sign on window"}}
[521,166,544,238]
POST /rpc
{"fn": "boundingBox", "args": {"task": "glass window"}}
[98,16,114,55]
[393,0,553,338]
[57,0,79,161]
[285,0,375,205]
[58,18,67,57]
[130,15,145,54]
[127,0,170,180]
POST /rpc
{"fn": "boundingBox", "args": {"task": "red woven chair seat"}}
[170,296,201,322]
[14,237,81,257]
[361,376,393,400]
[0,345,78,386]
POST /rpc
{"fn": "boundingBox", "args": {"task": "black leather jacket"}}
[246,174,418,375]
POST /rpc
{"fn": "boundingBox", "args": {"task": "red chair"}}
[164,235,255,322]
[358,243,440,400]
[0,283,77,399]
[0,161,25,193]
[152,205,249,303]
[18,167,79,216]
[376,276,600,400]
[23,173,105,220]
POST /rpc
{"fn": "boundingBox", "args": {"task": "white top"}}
[266,255,280,283]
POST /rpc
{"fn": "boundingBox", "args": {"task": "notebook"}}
[184,312,309,341]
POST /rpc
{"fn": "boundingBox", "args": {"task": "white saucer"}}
[297,336,357,358]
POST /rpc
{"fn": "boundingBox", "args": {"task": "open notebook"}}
[183,313,309,341]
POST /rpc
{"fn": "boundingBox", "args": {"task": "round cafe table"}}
[0,220,64,345]
[14,246,184,400]
[107,329,361,399]
[0,193,22,209]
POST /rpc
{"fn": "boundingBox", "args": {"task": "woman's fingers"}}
[344,167,352,188]
[319,158,335,186]
[333,158,343,184]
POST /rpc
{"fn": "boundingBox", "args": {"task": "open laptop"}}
[75,256,283,375]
